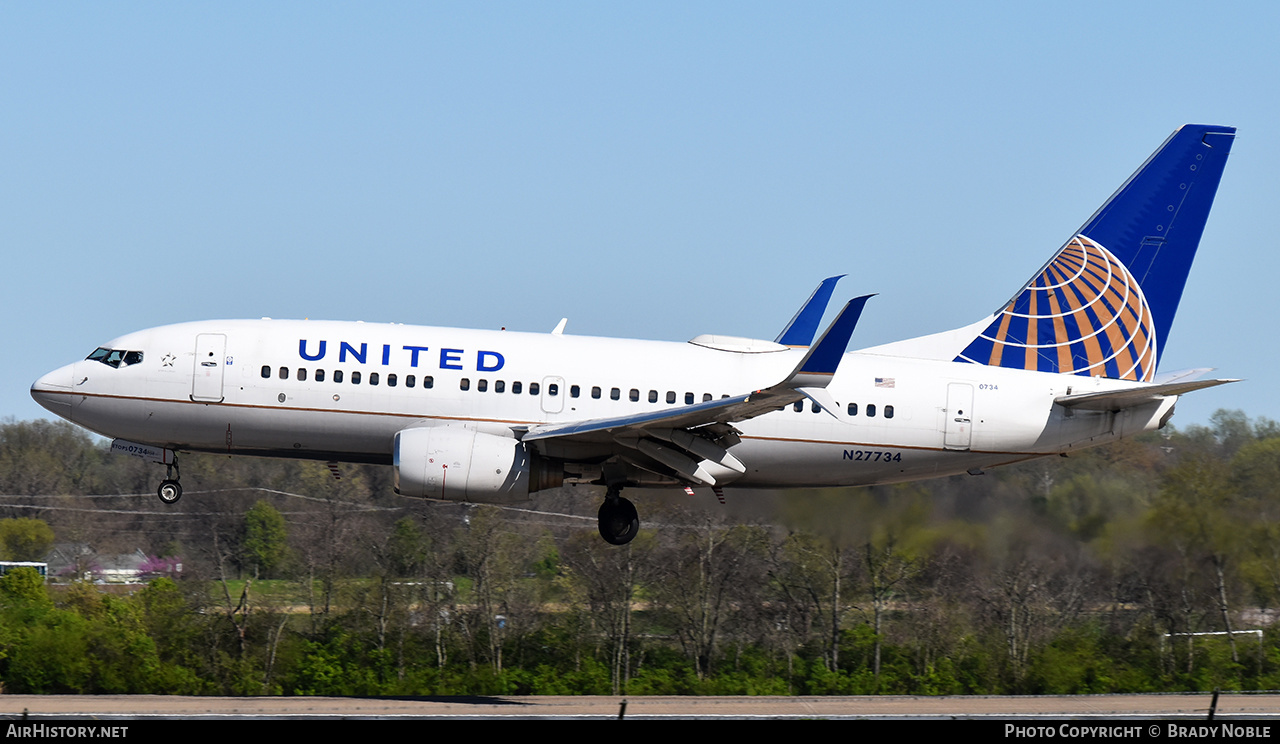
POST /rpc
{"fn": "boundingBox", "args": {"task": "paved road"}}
[3,693,1280,719]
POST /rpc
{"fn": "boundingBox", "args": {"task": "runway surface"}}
[3,693,1280,719]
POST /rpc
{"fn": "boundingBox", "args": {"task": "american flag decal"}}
[875,377,895,388]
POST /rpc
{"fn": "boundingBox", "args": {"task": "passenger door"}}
[943,382,973,450]
[191,334,227,402]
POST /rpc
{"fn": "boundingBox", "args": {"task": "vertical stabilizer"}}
[953,125,1235,380]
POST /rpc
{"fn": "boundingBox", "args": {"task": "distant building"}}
[0,561,48,579]
[44,544,182,583]
[45,543,94,581]
[94,549,151,583]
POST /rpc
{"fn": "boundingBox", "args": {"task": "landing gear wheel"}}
[158,479,183,505]
[598,495,639,545]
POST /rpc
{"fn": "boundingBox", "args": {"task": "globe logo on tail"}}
[955,235,1156,382]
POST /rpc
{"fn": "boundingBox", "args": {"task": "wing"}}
[518,296,873,485]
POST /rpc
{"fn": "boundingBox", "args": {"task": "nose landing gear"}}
[598,485,639,545]
[157,460,182,505]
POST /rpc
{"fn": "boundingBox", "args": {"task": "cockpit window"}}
[87,347,144,368]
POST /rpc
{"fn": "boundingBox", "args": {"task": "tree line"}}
[1,411,1280,695]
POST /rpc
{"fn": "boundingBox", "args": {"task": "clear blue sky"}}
[3,2,1276,429]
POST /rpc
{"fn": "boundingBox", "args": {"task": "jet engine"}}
[393,426,562,503]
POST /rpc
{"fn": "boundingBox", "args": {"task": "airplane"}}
[31,124,1237,545]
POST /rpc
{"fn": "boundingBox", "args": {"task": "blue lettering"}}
[843,450,855,460]
[299,339,326,361]
[339,342,368,364]
[477,350,505,372]
[404,346,430,367]
[307,341,508,370]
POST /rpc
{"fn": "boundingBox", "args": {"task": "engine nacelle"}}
[393,426,561,503]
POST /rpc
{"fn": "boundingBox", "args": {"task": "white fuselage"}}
[32,318,1174,491]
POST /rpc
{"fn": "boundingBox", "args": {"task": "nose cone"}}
[31,363,76,421]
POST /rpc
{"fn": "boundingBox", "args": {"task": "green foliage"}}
[5,411,1280,696]
[0,518,55,561]
[2,608,93,692]
[243,500,289,578]
[0,566,50,606]
[386,517,428,577]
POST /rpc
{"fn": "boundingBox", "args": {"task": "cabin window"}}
[812,402,820,413]
[666,391,676,404]
[460,378,470,391]
[511,380,521,394]
[297,368,307,382]
[793,401,804,412]
[279,367,288,380]
[866,404,876,417]
[423,375,433,389]
[592,386,602,399]
[548,383,559,396]
[261,366,271,379]
[315,369,325,382]
[334,370,344,383]
[530,382,540,395]
[387,374,397,387]
[611,388,621,400]
[646,390,657,403]
[570,385,580,398]
[847,403,858,416]
[685,392,694,405]
[703,393,712,402]
[477,379,487,392]
[885,405,894,419]
[495,380,505,393]
[406,374,415,388]
[351,371,361,384]
[369,373,379,386]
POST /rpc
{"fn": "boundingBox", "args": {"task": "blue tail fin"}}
[775,275,844,347]
[954,125,1235,381]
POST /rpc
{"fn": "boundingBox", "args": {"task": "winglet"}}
[775,275,845,347]
[790,294,873,386]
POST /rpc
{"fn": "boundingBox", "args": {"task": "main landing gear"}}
[157,459,182,505]
[598,485,639,545]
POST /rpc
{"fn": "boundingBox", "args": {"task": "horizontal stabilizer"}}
[1054,379,1238,411]
[1151,367,1215,385]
